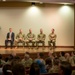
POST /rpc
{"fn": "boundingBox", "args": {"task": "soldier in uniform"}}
[15,29,25,48]
[26,29,35,47]
[48,29,57,50]
[36,29,46,49]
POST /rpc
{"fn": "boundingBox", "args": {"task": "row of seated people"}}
[5,28,57,49]
[0,51,75,75]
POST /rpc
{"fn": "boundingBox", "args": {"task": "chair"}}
[41,73,59,75]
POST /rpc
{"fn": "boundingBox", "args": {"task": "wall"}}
[0,4,74,46]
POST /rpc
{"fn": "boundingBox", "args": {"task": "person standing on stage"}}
[48,29,57,50]
[5,28,15,49]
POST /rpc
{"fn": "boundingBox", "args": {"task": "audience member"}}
[69,52,75,66]
[48,58,60,73]
[12,63,25,75]
[35,59,47,73]
[0,54,6,66]
[29,62,40,75]
[21,53,33,67]
[59,52,66,62]
[2,64,12,75]
[59,61,72,75]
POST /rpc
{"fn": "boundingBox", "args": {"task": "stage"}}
[0,47,74,54]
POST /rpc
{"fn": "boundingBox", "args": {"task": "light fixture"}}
[2,0,6,1]
[31,2,35,5]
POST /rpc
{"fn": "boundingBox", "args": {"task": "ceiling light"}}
[2,0,6,1]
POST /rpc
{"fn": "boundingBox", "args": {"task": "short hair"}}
[45,58,52,66]
[53,58,60,65]
[61,52,65,56]
[12,63,25,75]
[60,61,72,75]
[25,52,30,55]
[0,54,2,59]
[39,53,44,58]
[9,28,12,30]
[2,64,12,75]
[30,62,40,75]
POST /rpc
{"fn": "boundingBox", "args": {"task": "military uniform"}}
[21,58,33,67]
[48,33,57,49]
[15,33,25,47]
[36,33,46,48]
[26,33,35,47]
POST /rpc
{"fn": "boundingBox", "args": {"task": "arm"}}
[49,34,52,40]
[22,34,25,40]
[42,34,46,41]
[6,33,9,40]
[32,34,35,40]
[16,34,19,39]
[37,34,40,40]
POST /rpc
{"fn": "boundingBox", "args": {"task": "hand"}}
[29,38,32,41]
[19,38,22,40]
[8,38,11,40]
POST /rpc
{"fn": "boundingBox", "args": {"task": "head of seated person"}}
[11,56,20,67]
[53,58,60,66]
[2,64,12,75]
[37,53,44,59]
[30,62,40,75]
[12,63,25,75]
[59,61,72,75]
[45,58,52,71]
[35,60,47,73]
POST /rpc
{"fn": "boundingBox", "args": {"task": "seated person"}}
[26,29,35,47]
[15,29,25,48]
[12,63,25,75]
[36,29,46,49]
[59,61,72,75]
[48,28,57,50]
[5,28,15,49]
[29,62,40,75]
[2,64,12,75]
[35,59,47,74]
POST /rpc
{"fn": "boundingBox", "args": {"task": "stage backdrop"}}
[0,4,74,46]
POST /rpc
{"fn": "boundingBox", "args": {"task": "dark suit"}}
[5,32,15,48]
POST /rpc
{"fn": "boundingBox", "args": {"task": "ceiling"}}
[1,0,75,4]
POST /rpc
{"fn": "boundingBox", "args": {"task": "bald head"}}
[19,29,22,33]
[40,29,43,34]
[51,28,55,33]
[29,29,32,33]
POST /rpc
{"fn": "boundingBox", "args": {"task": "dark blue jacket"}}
[6,32,15,41]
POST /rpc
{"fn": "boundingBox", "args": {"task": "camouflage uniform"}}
[36,33,46,48]
[48,33,57,49]
[21,58,33,67]
[26,33,35,47]
[15,33,25,47]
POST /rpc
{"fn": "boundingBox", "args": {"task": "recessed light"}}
[2,0,6,1]
[39,2,43,4]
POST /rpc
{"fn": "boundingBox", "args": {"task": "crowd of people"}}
[0,51,75,75]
